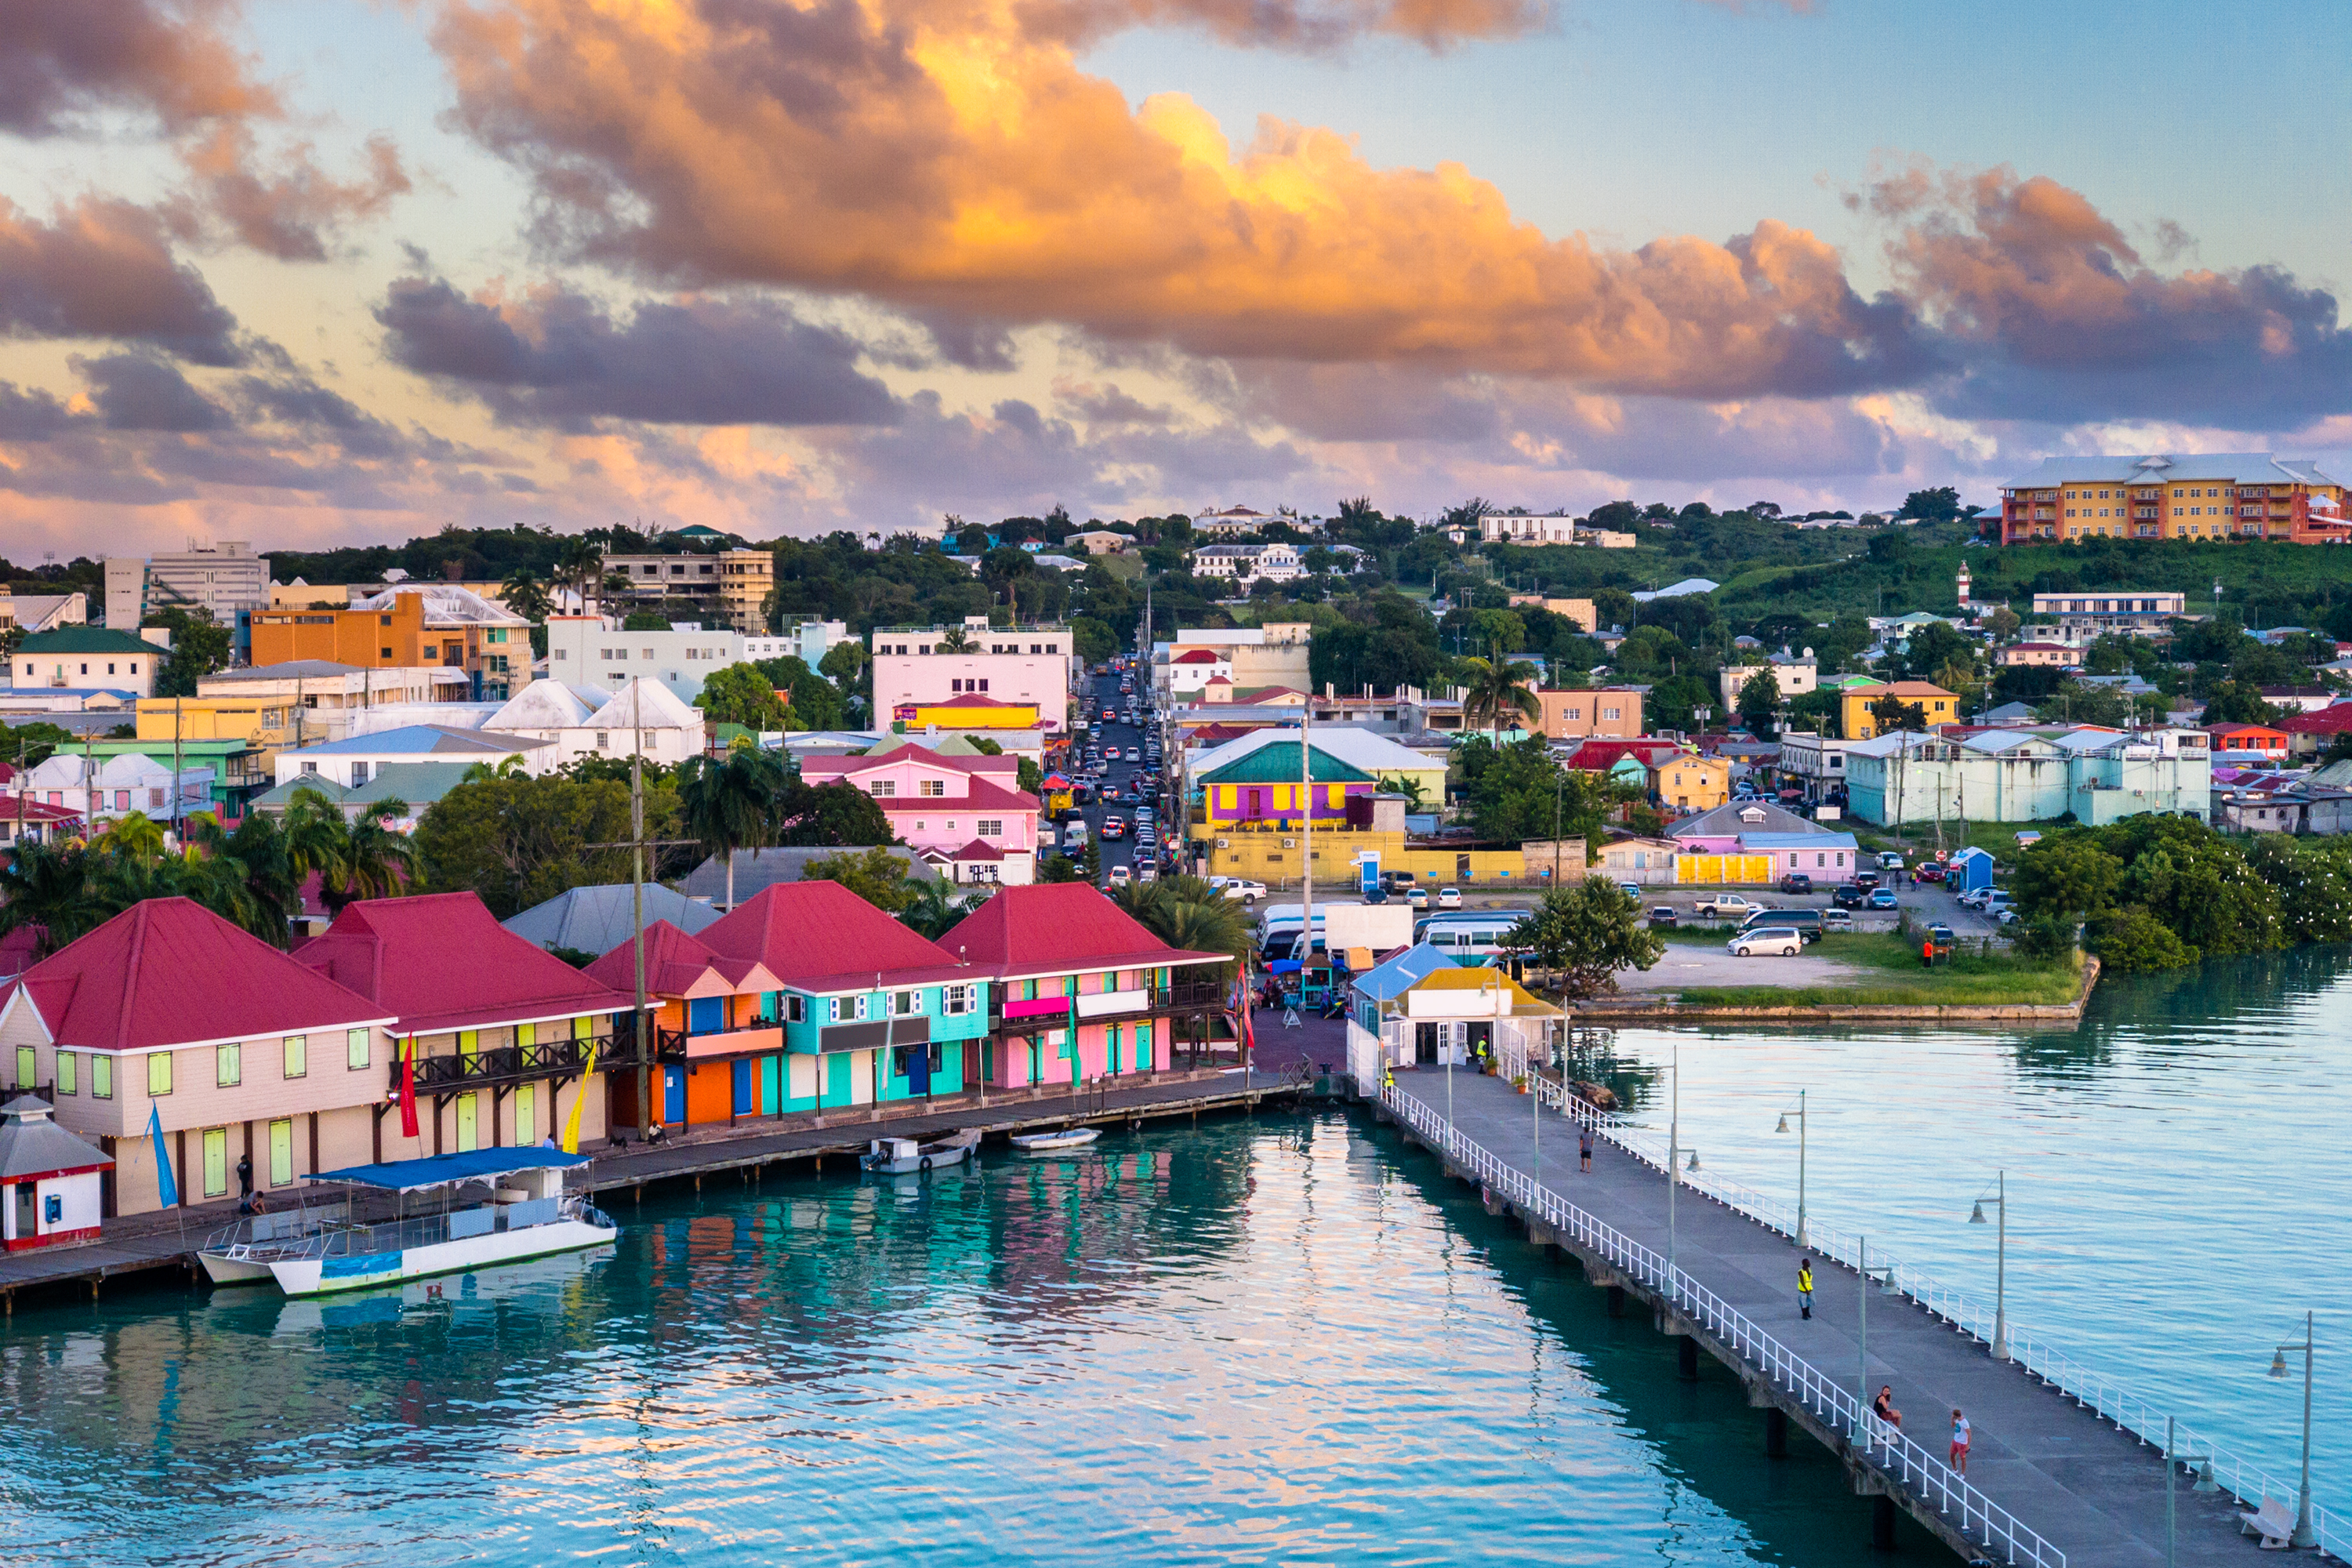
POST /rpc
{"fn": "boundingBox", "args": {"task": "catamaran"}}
[198,1149,617,1298]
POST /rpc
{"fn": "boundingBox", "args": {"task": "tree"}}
[1459,655,1541,746]
[2089,906,2197,972]
[1735,669,1782,736]
[1016,757,1043,797]
[936,624,975,654]
[1376,774,1428,811]
[1461,738,1628,847]
[1506,881,1665,999]
[1867,693,1929,734]
[2011,838,2122,924]
[499,568,553,625]
[622,609,672,631]
[752,656,845,730]
[818,641,869,718]
[1897,486,1964,523]
[1984,606,2022,639]
[696,663,791,731]
[1865,529,1912,566]
[1646,673,1715,734]
[1111,875,1251,974]
[1039,852,1084,883]
[2199,681,2285,727]
[1,720,72,768]
[144,606,234,697]
[900,876,977,938]
[677,746,786,908]
[800,847,920,913]
[416,773,669,918]
[775,778,894,847]
[1069,615,1118,666]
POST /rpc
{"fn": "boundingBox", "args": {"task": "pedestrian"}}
[1578,1127,1593,1171]
[1949,1409,1970,1474]
[1797,1258,1814,1319]
[1874,1385,1903,1431]
[235,1151,253,1200]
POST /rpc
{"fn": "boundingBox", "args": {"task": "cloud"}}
[0,196,245,363]
[73,352,233,430]
[430,0,1930,400]
[1012,0,1552,53]
[375,272,901,429]
[172,124,412,261]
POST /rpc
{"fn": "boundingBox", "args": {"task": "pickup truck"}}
[1693,894,1759,920]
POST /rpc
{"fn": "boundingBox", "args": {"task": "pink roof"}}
[802,743,1018,780]
[0,799,85,823]
[924,692,1029,709]
[1174,650,1222,665]
[862,773,1040,814]
[583,920,776,997]
[292,892,633,1036]
[946,838,1004,862]
[700,881,969,993]
[938,884,1225,979]
[0,898,387,1051]
[2281,706,2352,735]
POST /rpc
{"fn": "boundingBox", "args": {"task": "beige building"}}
[1535,686,1644,741]
[604,548,775,628]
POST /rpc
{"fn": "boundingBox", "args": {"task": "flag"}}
[398,1037,419,1139]
[560,1083,587,1155]
[147,1104,178,1209]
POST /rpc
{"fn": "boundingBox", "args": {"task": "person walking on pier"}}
[1797,1258,1814,1319]
[1949,1409,1970,1475]
[1578,1127,1592,1171]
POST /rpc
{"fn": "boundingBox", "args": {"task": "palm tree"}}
[93,810,169,862]
[281,787,354,892]
[676,746,786,909]
[900,877,975,939]
[936,625,975,654]
[1111,875,1251,975]
[553,535,604,612]
[1459,655,1542,747]
[339,799,416,909]
[500,568,553,624]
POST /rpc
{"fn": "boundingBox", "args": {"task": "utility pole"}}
[1300,700,1313,974]
[631,696,650,1134]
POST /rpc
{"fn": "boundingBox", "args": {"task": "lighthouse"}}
[1956,562,1972,608]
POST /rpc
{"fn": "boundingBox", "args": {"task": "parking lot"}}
[1617,940,1875,992]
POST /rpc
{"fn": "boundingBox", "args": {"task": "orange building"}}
[1535,686,1643,741]
[249,587,530,699]
[1998,452,2350,546]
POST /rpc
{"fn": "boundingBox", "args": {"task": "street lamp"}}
[1775,1091,1807,1246]
[1967,1171,2009,1360]
[2266,1311,2318,1550]
[2165,1417,2213,1568]
[1857,1234,1898,1432]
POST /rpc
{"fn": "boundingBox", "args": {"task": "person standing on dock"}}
[1949,1409,1970,1474]
[1578,1127,1592,1171]
[1797,1258,1814,1319]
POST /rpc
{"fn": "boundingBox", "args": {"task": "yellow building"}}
[1840,681,1958,741]
[902,693,1040,730]
[1192,822,1530,889]
[1998,454,2350,544]
[1647,753,1730,813]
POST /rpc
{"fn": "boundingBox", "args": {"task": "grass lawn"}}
[1096,553,1145,583]
[1672,933,2082,1008]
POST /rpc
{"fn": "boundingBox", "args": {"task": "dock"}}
[1380,1069,2314,1566]
[0,1066,1326,1310]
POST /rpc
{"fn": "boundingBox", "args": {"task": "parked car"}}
[1778,872,1813,895]
[1436,887,1463,909]
[1956,886,2013,913]
[1739,909,1823,942]
[1853,868,1881,890]
[1648,906,1680,929]
[1994,906,2021,927]
[1832,884,1867,909]
[1137,864,1159,883]
[1361,887,1388,905]
[1878,850,1905,871]
[1406,886,1430,909]
[1915,862,1945,884]
[1693,894,1758,920]
[1213,877,1267,906]
[1618,882,1642,899]
[1867,887,1899,910]
[1730,927,1804,957]
[1820,909,1855,932]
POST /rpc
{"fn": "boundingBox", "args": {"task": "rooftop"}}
[700,880,964,993]
[291,724,552,757]
[938,884,1227,978]
[502,883,723,953]
[292,893,633,1035]
[18,627,157,655]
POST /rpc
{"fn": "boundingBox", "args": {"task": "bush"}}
[2010,914,2078,961]
[2090,906,2198,973]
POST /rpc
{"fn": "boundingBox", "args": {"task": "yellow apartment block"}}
[1189,822,1531,887]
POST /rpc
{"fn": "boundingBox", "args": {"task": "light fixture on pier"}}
[1774,1113,1790,1134]
[1686,1149,1700,1172]
[1969,1200,1987,1225]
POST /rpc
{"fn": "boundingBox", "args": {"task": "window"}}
[977,819,1004,837]
[784,994,805,1023]
[871,779,897,797]
[891,990,923,1016]
[57,1051,74,1095]
[149,1052,172,1096]
[347,1029,370,1070]
[942,984,976,1016]
[217,1042,241,1087]
[831,995,869,1022]
[13,1045,31,1087]
[351,762,369,785]
[920,778,945,797]
[93,1054,112,1099]
[283,1034,307,1079]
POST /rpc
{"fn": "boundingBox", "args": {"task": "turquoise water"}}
[0,1118,1934,1566]
[1592,946,2352,1508]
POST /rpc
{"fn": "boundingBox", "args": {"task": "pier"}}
[0,1065,1329,1309]
[1381,1068,2322,1566]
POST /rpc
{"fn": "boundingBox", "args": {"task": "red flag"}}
[399,1038,419,1139]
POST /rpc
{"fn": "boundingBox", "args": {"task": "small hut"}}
[0,1096,111,1250]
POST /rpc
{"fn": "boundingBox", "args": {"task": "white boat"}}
[199,1200,355,1285]
[860,1127,980,1174]
[199,1149,616,1299]
[1009,1127,1100,1152]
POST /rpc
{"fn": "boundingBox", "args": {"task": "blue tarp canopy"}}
[307,1149,590,1192]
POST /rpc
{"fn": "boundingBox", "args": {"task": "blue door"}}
[731,1058,753,1115]
[688,996,723,1034]
[662,1064,685,1123]
[907,1044,931,1096]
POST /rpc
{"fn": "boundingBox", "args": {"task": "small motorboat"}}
[861,1128,981,1174]
[1009,1127,1100,1153]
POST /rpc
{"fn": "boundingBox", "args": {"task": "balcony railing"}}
[394,1032,619,1096]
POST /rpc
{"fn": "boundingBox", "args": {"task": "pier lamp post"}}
[2266,1311,2317,1550]
[1856,1236,1897,1436]
[1666,1040,1679,1282]
[1774,1091,1806,1247]
[2164,1417,2212,1568]
[1967,1171,2009,1360]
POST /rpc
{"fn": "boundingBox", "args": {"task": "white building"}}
[274,725,555,787]
[9,752,212,826]
[482,677,706,768]
[867,619,1079,730]
[1773,731,1847,804]
[1166,648,1235,695]
[542,615,750,704]
[1479,514,1577,544]
[106,541,269,632]
[1716,655,1819,713]
[1188,542,1301,586]
[1192,506,1276,537]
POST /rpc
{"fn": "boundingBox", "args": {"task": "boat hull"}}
[1011,1130,1100,1152]
[859,1145,976,1175]
[263,1219,616,1298]
[197,1250,280,1287]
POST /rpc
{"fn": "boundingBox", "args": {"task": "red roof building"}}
[699,881,968,994]
[787,744,1040,884]
[0,898,395,1218]
[938,884,1229,1091]
[583,921,781,1130]
[0,797,87,848]
[2279,704,2352,756]
[292,892,633,1157]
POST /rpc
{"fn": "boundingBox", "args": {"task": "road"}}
[1050,662,1171,886]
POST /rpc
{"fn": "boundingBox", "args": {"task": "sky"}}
[1,0,2347,559]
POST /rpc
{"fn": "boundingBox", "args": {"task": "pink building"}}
[869,625,1076,732]
[800,743,1042,884]
[941,885,1229,1089]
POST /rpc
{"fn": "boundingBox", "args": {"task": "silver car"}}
[1729,927,1803,957]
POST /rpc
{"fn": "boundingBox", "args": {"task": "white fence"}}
[1385,1083,2066,1568]
[1522,1073,2341,1562]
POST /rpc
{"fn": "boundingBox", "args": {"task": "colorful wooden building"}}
[939,884,1229,1090]
[583,921,781,1131]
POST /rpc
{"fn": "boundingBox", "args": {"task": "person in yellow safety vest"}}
[1382,1066,1395,1096]
[1798,1258,1815,1320]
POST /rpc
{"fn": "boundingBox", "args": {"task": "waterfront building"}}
[798,742,1040,885]
[292,894,631,1159]
[0,898,397,1218]
[13,627,162,701]
[0,1095,111,1250]
[583,923,782,1129]
[940,884,1228,1091]
[1344,954,1564,1084]
[1842,727,2212,827]
[697,882,988,1113]
[1995,452,2349,545]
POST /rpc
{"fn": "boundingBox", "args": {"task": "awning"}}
[307,1149,590,1192]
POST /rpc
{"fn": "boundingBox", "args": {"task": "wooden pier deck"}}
[1383,1069,2281,1568]
[0,1066,1320,1309]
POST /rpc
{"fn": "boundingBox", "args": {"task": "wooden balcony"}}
[398,1033,614,1096]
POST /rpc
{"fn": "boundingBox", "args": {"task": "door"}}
[456,1094,479,1152]
[758,1055,779,1116]
[1466,1022,1493,1061]
[12,1182,33,1240]
[1415,1022,1439,1065]
[964,1040,982,1091]
[851,1049,877,1105]
[268,1119,294,1187]
[1105,1025,1122,1076]
[731,1058,753,1115]
[662,1065,686,1124]
[515,1083,535,1145]
[906,1043,931,1097]
[202,1128,228,1198]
